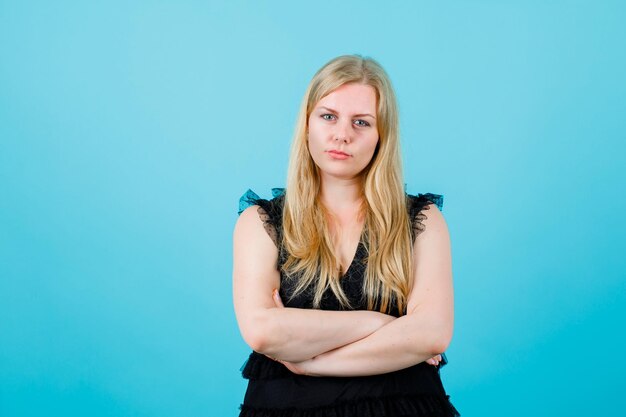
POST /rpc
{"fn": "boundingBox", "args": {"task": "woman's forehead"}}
[314,83,377,114]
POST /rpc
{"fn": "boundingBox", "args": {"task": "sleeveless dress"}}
[237,188,460,417]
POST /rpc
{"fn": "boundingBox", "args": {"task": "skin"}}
[307,82,380,184]
[232,82,452,376]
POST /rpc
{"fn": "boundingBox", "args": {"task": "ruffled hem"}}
[241,352,292,380]
[241,351,449,381]
[239,392,460,417]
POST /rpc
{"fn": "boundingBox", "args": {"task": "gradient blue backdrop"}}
[1,1,624,416]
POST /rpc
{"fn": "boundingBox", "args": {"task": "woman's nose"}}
[333,120,352,143]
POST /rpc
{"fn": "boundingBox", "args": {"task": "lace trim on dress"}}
[238,188,286,248]
[238,188,285,214]
[239,189,443,244]
[239,391,460,417]
[407,193,444,240]
[240,189,443,241]
[240,352,292,380]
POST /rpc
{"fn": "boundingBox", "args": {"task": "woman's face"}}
[307,82,379,182]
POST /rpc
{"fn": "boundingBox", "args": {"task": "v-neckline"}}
[339,228,366,278]
[340,241,361,278]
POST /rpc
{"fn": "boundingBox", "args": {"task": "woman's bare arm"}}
[279,204,454,376]
[233,205,396,362]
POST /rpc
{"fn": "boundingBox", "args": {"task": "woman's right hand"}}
[425,354,443,366]
[272,289,284,308]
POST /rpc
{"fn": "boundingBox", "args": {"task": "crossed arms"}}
[232,204,454,377]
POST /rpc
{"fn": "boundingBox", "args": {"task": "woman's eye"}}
[354,119,370,127]
[321,114,336,121]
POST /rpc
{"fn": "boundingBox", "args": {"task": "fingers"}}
[426,354,443,366]
[272,288,285,308]
[278,359,302,375]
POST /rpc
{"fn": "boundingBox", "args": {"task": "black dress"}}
[237,188,460,417]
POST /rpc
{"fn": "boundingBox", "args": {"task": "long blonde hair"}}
[282,54,413,314]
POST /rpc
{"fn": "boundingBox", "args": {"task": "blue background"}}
[1,1,625,416]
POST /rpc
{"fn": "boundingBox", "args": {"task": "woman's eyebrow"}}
[318,106,376,119]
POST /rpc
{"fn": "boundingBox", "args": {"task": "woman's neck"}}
[319,177,364,217]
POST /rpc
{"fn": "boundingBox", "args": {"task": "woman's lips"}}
[327,150,350,160]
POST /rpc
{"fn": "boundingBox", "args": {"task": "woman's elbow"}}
[431,324,454,354]
[239,310,276,353]
[242,329,267,353]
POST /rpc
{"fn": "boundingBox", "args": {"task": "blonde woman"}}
[233,55,459,417]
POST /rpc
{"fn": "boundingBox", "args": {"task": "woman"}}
[233,54,459,417]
